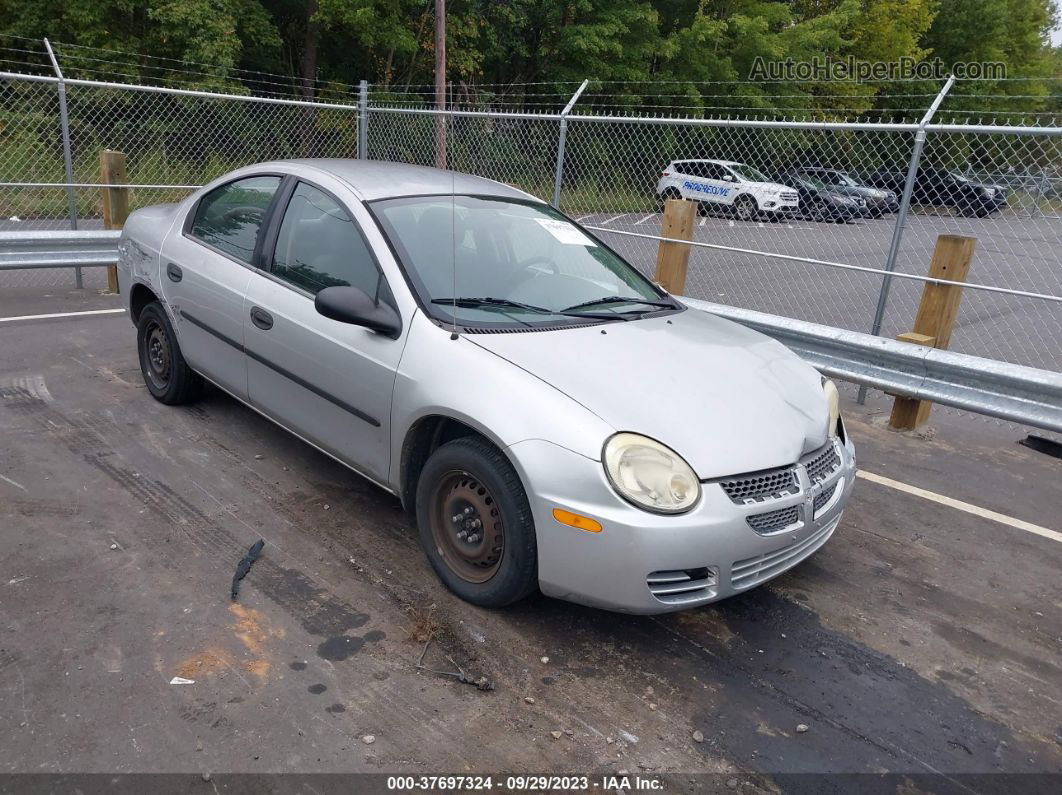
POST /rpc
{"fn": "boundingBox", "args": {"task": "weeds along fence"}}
[1,69,1060,384]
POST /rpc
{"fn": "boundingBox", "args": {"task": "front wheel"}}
[137,301,203,405]
[415,436,538,607]
[734,195,758,221]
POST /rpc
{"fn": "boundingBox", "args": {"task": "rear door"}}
[242,178,405,483]
[162,174,282,399]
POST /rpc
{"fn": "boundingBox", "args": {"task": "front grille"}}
[813,482,838,516]
[646,568,717,605]
[719,467,797,504]
[747,505,799,534]
[731,520,837,590]
[804,443,841,484]
[780,191,798,201]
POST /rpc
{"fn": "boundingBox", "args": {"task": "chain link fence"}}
[2,67,1060,387]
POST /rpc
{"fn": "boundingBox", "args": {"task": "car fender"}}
[388,312,615,492]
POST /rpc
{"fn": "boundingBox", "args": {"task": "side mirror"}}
[722,174,736,182]
[315,286,402,339]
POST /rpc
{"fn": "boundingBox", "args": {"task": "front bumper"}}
[507,433,856,614]
[759,199,799,215]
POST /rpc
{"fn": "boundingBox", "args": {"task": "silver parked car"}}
[118,160,855,614]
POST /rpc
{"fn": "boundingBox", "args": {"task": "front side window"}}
[372,196,677,329]
[729,164,770,183]
[271,182,380,297]
[190,176,280,263]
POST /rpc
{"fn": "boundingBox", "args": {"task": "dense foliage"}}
[1,0,1058,116]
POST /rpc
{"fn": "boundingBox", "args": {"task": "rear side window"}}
[271,182,379,297]
[190,176,280,264]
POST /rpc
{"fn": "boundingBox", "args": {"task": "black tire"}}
[658,187,681,212]
[415,436,538,608]
[734,195,757,221]
[137,301,203,405]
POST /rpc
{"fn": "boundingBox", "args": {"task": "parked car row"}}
[656,159,1007,222]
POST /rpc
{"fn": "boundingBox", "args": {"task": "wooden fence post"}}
[100,149,129,293]
[654,198,696,294]
[889,234,977,431]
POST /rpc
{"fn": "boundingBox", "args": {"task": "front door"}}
[243,179,405,483]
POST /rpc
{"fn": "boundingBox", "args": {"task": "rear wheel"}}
[137,301,203,405]
[658,187,681,212]
[415,436,538,607]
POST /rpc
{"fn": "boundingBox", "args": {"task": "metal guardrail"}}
[0,230,121,270]
[1,231,1058,433]
[683,297,1062,434]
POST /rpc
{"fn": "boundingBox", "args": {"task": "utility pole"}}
[434,0,447,169]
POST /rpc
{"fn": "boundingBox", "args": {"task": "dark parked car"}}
[794,167,898,217]
[772,172,868,223]
[864,167,1007,217]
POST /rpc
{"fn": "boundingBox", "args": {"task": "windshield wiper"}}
[431,296,630,322]
[562,295,675,312]
[431,297,554,314]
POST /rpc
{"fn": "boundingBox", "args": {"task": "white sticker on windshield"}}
[535,218,597,247]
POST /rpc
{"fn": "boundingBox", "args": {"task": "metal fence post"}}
[858,75,955,404]
[43,38,82,288]
[551,80,588,209]
[358,80,368,160]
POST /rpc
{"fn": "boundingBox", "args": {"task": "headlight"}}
[603,433,700,514]
[822,379,841,437]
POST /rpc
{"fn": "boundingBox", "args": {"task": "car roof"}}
[671,159,741,167]
[255,158,538,203]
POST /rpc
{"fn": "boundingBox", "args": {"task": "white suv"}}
[657,159,799,221]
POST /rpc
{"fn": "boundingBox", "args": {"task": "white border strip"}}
[0,308,125,323]
[857,470,1061,544]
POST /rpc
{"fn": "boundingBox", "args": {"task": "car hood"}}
[468,307,829,479]
[833,184,889,201]
[760,181,796,193]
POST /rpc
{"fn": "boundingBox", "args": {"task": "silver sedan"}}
[117,159,856,614]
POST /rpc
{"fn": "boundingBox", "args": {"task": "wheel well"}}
[129,283,159,324]
[400,416,488,512]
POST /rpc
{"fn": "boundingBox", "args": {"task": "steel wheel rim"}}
[429,470,505,584]
[144,320,171,389]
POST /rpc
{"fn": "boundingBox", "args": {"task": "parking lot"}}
[575,209,1062,374]
[2,287,1060,786]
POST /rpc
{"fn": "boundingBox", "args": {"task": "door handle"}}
[166,263,183,283]
[250,306,273,330]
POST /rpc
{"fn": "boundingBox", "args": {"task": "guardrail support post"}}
[889,234,976,431]
[99,149,129,294]
[654,199,696,294]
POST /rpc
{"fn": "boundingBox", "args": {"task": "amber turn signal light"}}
[552,508,602,533]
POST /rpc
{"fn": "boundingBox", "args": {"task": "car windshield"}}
[729,164,771,182]
[371,195,673,328]
[831,172,857,187]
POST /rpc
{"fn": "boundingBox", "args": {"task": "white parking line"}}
[633,214,654,226]
[599,214,626,226]
[699,218,706,227]
[857,470,1061,544]
[0,308,125,323]
[576,215,592,222]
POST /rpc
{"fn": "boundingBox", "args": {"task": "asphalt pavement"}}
[1,290,1060,787]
